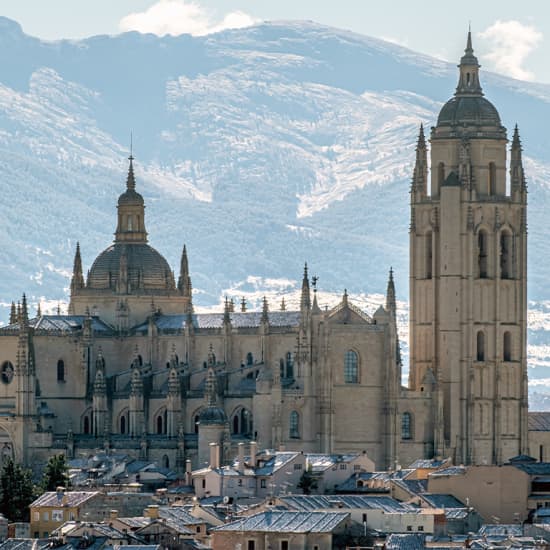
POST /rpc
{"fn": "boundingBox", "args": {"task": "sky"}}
[2,0,550,83]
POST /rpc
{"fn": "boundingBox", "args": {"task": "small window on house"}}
[289,411,300,439]
[418,525,424,531]
[294,463,302,470]
[477,331,485,362]
[57,359,65,382]
[339,464,347,470]
[261,479,266,488]
[402,412,412,440]
[362,513,367,523]
[196,526,201,533]
[407,526,413,532]
[248,541,255,550]
[344,350,358,383]
[281,541,289,550]
[202,479,206,489]
[354,464,361,471]
[503,332,512,362]
[238,479,243,487]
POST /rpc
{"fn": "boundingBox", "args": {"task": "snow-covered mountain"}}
[2,17,550,403]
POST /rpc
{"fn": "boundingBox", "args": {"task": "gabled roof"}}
[4,315,113,334]
[30,490,100,508]
[306,453,363,473]
[408,457,450,470]
[280,495,411,513]
[419,493,465,508]
[255,452,302,476]
[385,533,425,550]
[529,412,550,431]
[212,510,349,533]
[0,541,72,550]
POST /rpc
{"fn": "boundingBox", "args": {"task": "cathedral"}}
[0,32,529,470]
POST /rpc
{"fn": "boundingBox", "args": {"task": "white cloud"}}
[119,0,258,37]
[478,20,542,81]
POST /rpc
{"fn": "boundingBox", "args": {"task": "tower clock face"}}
[0,361,14,384]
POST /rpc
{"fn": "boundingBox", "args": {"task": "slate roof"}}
[408,458,450,469]
[280,495,411,513]
[135,311,301,332]
[385,533,425,550]
[477,524,522,537]
[30,490,100,508]
[5,315,113,334]
[391,479,427,496]
[212,510,349,533]
[159,506,204,526]
[255,452,301,476]
[306,453,362,473]
[0,541,72,550]
[335,472,390,492]
[510,462,550,475]
[420,493,465,508]
[529,412,550,431]
[428,466,466,478]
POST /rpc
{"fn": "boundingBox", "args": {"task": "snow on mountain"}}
[1,17,550,403]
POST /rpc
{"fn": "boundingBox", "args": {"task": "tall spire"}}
[300,262,311,312]
[386,267,396,318]
[510,124,527,193]
[456,28,483,96]
[21,294,29,326]
[126,152,136,192]
[70,242,85,293]
[178,245,191,297]
[411,124,428,194]
[261,296,269,324]
[9,301,16,325]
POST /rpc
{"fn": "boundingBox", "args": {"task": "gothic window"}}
[503,331,512,362]
[425,231,432,279]
[57,359,65,382]
[477,331,485,362]
[246,352,253,366]
[289,411,300,439]
[500,232,512,279]
[286,352,294,379]
[82,410,93,435]
[194,414,200,434]
[156,409,167,435]
[162,455,169,468]
[402,412,412,440]
[478,230,488,278]
[118,409,130,435]
[232,407,253,436]
[488,162,496,195]
[344,350,359,384]
[279,359,285,378]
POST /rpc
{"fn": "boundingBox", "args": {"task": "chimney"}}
[279,444,286,452]
[210,442,220,469]
[238,442,245,474]
[109,510,118,520]
[250,441,258,468]
[145,505,160,519]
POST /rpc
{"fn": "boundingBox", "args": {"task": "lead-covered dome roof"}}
[437,95,501,127]
[87,243,175,291]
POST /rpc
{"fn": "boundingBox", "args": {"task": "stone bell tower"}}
[408,31,528,465]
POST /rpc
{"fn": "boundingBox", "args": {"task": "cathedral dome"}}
[87,243,176,291]
[118,189,144,206]
[437,95,501,127]
[199,406,227,426]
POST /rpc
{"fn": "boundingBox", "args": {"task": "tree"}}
[42,454,69,491]
[0,458,36,522]
[297,465,318,495]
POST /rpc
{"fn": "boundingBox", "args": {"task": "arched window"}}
[344,350,359,384]
[82,411,93,435]
[194,414,200,434]
[425,232,432,279]
[500,232,512,279]
[231,407,253,436]
[503,332,512,362]
[57,359,65,382]
[289,411,300,439]
[478,230,488,278]
[120,414,127,435]
[488,162,496,195]
[162,455,170,469]
[155,408,167,435]
[477,331,485,362]
[286,352,294,379]
[402,413,412,440]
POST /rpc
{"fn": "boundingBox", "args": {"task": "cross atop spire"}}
[126,153,136,192]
